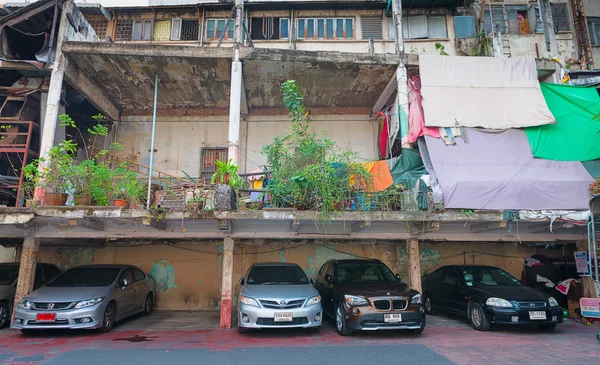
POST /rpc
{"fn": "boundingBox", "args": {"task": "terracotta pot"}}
[74,195,92,206]
[43,193,65,206]
[114,199,128,208]
[222,174,230,185]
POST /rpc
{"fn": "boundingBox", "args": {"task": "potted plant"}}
[210,159,243,189]
[110,167,146,208]
[35,143,74,206]
[68,160,95,206]
[187,194,206,212]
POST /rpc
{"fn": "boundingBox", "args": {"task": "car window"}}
[335,262,397,283]
[325,263,335,279]
[463,267,522,287]
[318,263,329,278]
[120,269,134,286]
[47,267,122,287]
[444,267,462,286]
[34,265,43,284]
[134,270,146,282]
[0,265,19,285]
[247,265,309,285]
[43,265,62,282]
[430,268,445,282]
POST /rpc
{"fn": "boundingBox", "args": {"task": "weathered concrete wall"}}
[585,0,600,16]
[508,33,576,63]
[38,246,95,271]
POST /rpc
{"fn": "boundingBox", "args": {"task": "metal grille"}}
[361,16,383,40]
[392,299,408,310]
[27,319,69,325]
[260,299,305,309]
[256,317,308,325]
[373,300,391,310]
[200,148,228,184]
[181,19,199,41]
[32,302,73,310]
[115,19,133,41]
[517,301,547,309]
[88,17,108,39]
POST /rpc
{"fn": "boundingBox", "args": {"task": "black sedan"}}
[422,265,563,331]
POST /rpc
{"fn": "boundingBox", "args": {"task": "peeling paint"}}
[278,249,287,262]
[150,259,178,292]
[305,245,357,279]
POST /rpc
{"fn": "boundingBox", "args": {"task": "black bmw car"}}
[422,265,563,331]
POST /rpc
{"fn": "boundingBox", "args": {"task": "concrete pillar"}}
[33,0,72,202]
[540,0,561,83]
[220,237,235,329]
[390,0,411,149]
[12,237,40,320]
[407,237,422,294]
[227,0,244,165]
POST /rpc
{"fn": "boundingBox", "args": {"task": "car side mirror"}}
[309,278,315,285]
[395,273,401,281]
[325,274,333,284]
[239,278,245,286]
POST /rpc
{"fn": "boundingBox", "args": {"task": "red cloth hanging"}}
[380,114,389,158]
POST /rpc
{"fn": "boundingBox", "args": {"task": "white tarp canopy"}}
[420,55,556,129]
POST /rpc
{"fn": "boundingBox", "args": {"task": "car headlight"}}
[240,296,259,307]
[74,297,104,309]
[305,296,321,307]
[18,299,32,309]
[485,297,513,308]
[344,295,368,307]
[411,293,422,304]
[548,297,559,307]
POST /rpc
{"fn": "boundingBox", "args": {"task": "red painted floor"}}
[0,317,598,365]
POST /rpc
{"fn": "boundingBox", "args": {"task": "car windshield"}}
[247,265,309,285]
[336,262,398,283]
[0,266,18,285]
[462,267,522,287]
[47,267,121,287]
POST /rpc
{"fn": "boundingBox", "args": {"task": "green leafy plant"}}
[262,80,372,220]
[110,166,147,207]
[210,159,243,189]
[590,179,600,196]
[471,32,492,57]
[435,42,449,56]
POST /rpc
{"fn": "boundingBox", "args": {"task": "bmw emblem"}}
[279,300,287,306]
[47,303,55,309]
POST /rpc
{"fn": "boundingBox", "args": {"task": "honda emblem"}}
[47,303,55,309]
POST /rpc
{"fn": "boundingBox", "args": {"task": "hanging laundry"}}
[439,127,464,145]
[380,114,389,159]
[360,160,393,192]
[388,98,400,153]
[407,75,440,143]
[555,279,577,295]
[525,257,543,267]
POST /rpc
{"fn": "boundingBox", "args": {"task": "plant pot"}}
[187,202,204,212]
[222,174,230,185]
[43,193,67,206]
[74,195,92,206]
[114,199,128,208]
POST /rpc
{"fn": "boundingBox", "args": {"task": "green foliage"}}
[262,80,372,220]
[110,165,147,206]
[435,42,449,56]
[210,159,243,189]
[471,33,491,57]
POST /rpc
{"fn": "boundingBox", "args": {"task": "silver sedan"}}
[12,264,155,333]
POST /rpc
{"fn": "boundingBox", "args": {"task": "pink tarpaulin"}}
[408,76,439,143]
[424,128,594,210]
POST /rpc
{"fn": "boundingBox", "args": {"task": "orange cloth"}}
[361,160,393,192]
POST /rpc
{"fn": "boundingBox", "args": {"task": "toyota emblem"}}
[279,300,287,306]
[47,303,55,309]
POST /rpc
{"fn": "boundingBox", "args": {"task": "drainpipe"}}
[390,0,411,149]
[227,0,244,165]
[146,74,159,209]
[33,0,72,203]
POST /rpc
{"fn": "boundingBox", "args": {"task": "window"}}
[181,19,199,41]
[200,147,228,184]
[484,7,507,34]
[114,19,133,41]
[362,16,383,40]
[171,18,182,40]
[42,264,62,282]
[47,267,122,287]
[336,262,398,283]
[206,19,234,40]
[454,16,476,38]
[325,262,335,279]
[551,3,571,32]
[443,267,462,286]
[119,269,134,286]
[34,265,43,285]
[134,270,146,282]
[250,17,289,40]
[390,15,448,40]
[133,20,152,41]
[589,18,600,46]
[297,17,353,39]
[246,265,309,285]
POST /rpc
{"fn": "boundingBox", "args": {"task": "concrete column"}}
[33,0,72,202]
[220,237,235,329]
[540,0,561,83]
[227,0,244,165]
[390,0,411,149]
[407,237,422,294]
[12,237,40,320]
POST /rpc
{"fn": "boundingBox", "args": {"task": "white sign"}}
[574,251,589,275]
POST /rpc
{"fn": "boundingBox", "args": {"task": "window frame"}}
[132,19,152,41]
[296,17,354,40]
[389,15,448,40]
[171,18,182,41]
[200,147,228,184]
[279,18,290,39]
[589,18,600,46]
[205,18,235,41]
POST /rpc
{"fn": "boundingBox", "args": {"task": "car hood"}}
[337,281,417,297]
[25,286,108,302]
[242,284,318,300]
[0,285,15,301]
[472,285,549,301]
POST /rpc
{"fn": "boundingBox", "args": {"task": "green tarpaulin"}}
[390,148,427,188]
[583,160,600,179]
[525,83,600,161]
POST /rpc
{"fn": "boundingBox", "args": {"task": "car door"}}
[442,267,470,315]
[314,263,330,312]
[440,267,462,313]
[424,268,445,310]
[133,269,150,311]
[33,264,44,290]
[116,269,137,318]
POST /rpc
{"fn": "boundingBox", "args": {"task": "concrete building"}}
[0,0,597,330]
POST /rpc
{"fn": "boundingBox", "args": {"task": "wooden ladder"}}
[570,0,595,70]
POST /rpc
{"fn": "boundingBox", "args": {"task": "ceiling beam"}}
[372,70,397,113]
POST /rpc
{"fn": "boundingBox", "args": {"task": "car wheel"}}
[537,323,557,331]
[237,326,250,334]
[469,302,491,331]
[335,301,351,336]
[0,302,9,329]
[424,296,437,315]
[97,303,116,333]
[143,294,154,316]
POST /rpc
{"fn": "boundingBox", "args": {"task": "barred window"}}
[114,19,133,41]
[181,19,199,41]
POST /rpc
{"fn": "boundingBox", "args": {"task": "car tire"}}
[335,301,351,336]
[237,326,250,334]
[97,302,116,333]
[143,294,154,316]
[424,295,437,315]
[537,323,557,331]
[0,302,9,329]
[469,302,491,331]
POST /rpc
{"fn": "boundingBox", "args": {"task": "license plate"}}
[37,313,55,322]
[384,313,402,323]
[529,311,547,320]
[274,312,293,322]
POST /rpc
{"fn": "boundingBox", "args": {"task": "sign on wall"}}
[580,298,600,318]
[574,251,590,275]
